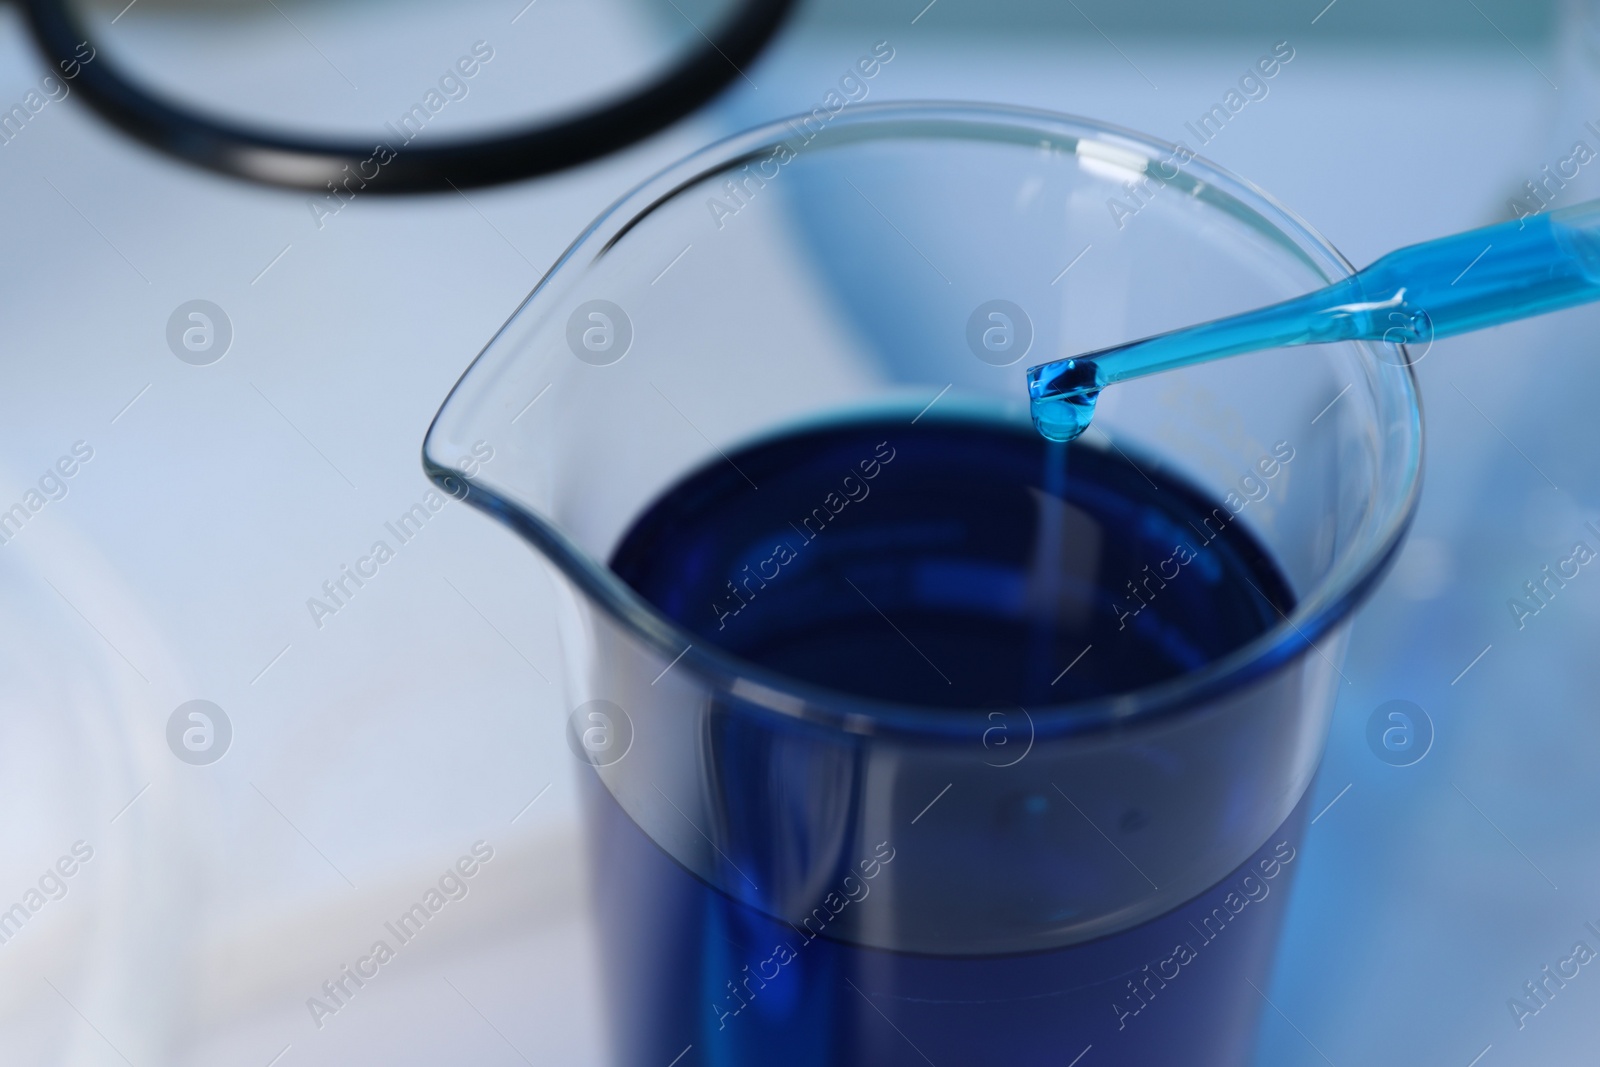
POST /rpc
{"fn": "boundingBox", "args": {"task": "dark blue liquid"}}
[612,416,1292,703]
[600,416,1302,1066]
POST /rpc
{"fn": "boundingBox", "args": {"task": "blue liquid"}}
[1028,201,1600,441]
[601,415,1303,1066]
[612,416,1292,704]
[587,776,1309,1067]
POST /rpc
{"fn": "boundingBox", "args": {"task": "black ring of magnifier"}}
[20,0,797,192]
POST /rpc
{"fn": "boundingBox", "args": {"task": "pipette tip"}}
[1027,358,1102,443]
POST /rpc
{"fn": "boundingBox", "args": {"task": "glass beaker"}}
[424,104,1421,1066]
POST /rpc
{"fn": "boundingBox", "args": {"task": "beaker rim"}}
[424,101,1424,742]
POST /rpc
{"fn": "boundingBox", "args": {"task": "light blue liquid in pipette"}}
[1027,201,1600,441]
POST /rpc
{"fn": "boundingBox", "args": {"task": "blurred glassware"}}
[19,0,792,189]
[0,465,198,1064]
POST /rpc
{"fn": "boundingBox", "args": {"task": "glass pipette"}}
[1026,200,1600,441]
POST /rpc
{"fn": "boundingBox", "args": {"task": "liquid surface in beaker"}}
[611,415,1293,706]
[600,415,1307,1064]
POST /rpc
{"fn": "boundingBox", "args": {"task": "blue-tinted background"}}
[0,0,1590,1063]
